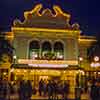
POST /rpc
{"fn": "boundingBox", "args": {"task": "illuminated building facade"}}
[9,4,96,92]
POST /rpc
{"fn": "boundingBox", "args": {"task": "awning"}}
[11,63,83,70]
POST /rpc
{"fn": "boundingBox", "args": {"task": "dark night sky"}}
[0,0,100,36]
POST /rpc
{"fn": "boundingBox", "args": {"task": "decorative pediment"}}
[13,4,80,30]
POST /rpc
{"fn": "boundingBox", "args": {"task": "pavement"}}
[9,93,89,100]
[31,93,89,100]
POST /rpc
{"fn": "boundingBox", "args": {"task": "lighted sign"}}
[28,63,68,68]
[91,62,100,67]
[18,59,78,65]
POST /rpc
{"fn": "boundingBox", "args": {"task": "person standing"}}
[90,79,100,100]
[62,81,69,100]
[25,80,33,100]
[47,80,53,100]
[52,81,58,99]
[43,79,47,96]
[38,79,44,96]
[18,79,33,100]
[0,77,9,100]
[18,80,26,100]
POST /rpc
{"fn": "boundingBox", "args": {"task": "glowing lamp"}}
[94,56,99,62]
[79,57,83,61]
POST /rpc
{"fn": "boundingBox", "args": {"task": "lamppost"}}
[90,56,99,67]
[94,56,99,62]
[75,57,84,100]
[13,55,17,64]
[9,55,17,81]
[79,57,83,68]
[90,56,99,79]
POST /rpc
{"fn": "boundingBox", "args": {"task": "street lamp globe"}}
[94,56,99,62]
[13,55,17,59]
[79,57,83,61]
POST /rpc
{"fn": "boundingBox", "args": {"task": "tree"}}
[87,36,100,61]
[0,35,14,64]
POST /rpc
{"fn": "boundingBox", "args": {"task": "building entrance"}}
[10,68,85,94]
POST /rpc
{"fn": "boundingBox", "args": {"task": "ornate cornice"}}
[13,4,80,30]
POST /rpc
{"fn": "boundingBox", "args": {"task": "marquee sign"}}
[91,62,100,67]
[17,59,78,68]
[28,63,68,68]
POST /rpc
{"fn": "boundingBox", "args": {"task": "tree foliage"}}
[0,37,14,64]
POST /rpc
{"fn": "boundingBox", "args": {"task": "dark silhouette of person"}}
[26,80,33,100]
[0,77,9,100]
[19,80,33,100]
[47,80,53,100]
[19,80,27,100]
[52,81,58,99]
[90,79,100,100]
[38,79,44,96]
[62,81,69,100]
[43,80,47,96]
[19,80,25,100]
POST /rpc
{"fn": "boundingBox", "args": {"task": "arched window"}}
[54,42,64,60]
[42,41,52,59]
[29,40,40,59]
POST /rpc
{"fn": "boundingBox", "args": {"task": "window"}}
[42,41,52,59]
[54,42,64,60]
[29,40,40,59]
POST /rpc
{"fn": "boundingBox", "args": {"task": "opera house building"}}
[2,4,97,93]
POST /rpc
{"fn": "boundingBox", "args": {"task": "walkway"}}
[9,93,89,100]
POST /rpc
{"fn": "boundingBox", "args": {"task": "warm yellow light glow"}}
[94,56,99,62]
[24,4,42,19]
[34,70,61,76]
[13,55,17,59]
[53,5,70,18]
[31,70,34,73]
[18,59,78,65]
[78,36,97,44]
[78,38,96,42]
[19,4,70,24]
[24,70,27,73]
[79,57,83,61]
[10,68,14,72]
[12,27,80,33]
[16,70,20,73]
[80,70,85,75]
[3,72,7,75]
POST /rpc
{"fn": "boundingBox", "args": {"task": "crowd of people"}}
[0,77,70,100]
[0,76,100,100]
[87,78,100,100]
[38,79,69,100]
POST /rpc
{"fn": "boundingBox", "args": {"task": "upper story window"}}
[54,42,64,60]
[29,40,40,59]
[42,41,52,59]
